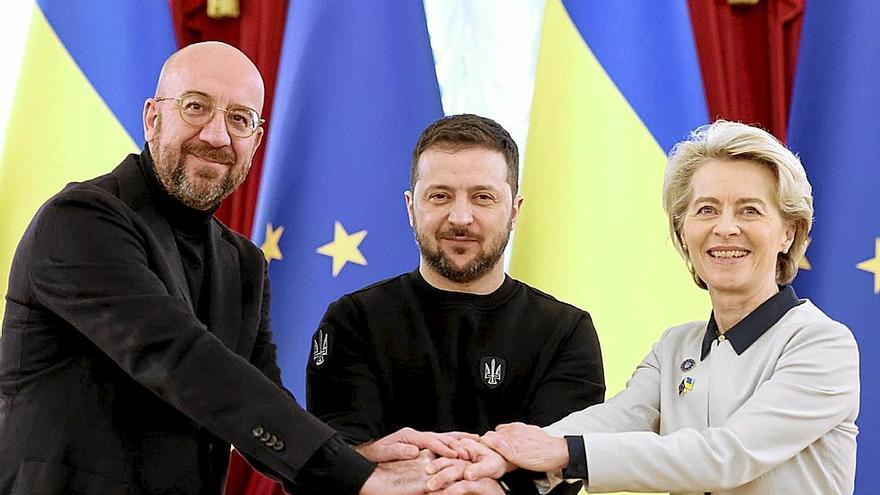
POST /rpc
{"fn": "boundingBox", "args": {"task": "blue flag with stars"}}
[787,2,880,491]
[251,1,443,400]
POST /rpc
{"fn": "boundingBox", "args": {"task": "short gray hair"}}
[662,120,813,289]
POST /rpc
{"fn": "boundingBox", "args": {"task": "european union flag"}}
[787,2,880,492]
[251,1,443,400]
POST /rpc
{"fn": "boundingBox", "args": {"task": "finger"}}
[444,431,481,441]
[403,431,461,459]
[428,480,475,495]
[359,442,419,462]
[463,460,504,481]
[426,433,465,459]
[480,432,513,461]
[426,462,466,491]
[426,456,460,475]
[430,479,502,495]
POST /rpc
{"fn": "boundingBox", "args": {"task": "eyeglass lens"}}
[179,93,258,137]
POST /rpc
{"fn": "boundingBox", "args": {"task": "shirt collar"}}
[700,285,802,360]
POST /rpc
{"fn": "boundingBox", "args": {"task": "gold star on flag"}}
[799,237,811,270]
[316,221,367,276]
[856,237,880,294]
[261,223,284,263]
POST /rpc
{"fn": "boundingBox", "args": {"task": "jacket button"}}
[252,426,264,438]
[260,432,271,442]
[266,435,277,447]
[272,440,285,451]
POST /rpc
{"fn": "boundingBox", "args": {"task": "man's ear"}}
[251,127,264,156]
[404,190,414,227]
[509,195,524,230]
[143,99,159,141]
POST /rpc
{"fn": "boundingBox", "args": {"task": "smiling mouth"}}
[708,249,749,259]
[189,153,232,165]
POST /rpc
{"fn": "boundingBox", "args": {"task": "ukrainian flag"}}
[0,1,176,325]
[511,0,709,400]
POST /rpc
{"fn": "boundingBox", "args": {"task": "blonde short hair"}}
[662,121,813,289]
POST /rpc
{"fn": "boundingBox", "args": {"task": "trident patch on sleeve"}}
[312,329,330,367]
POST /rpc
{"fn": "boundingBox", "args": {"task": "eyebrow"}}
[424,184,501,191]
[182,90,259,113]
[692,197,769,207]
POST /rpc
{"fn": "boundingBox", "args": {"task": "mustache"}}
[438,227,483,241]
[182,143,235,165]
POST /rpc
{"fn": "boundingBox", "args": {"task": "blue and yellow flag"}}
[788,2,880,491]
[511,0,710,398]
[251,1,443,399]
[0,1,176,324]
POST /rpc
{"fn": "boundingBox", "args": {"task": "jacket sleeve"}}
[26,188,374,493]
[551,320,859,493]
[306,296,386,445]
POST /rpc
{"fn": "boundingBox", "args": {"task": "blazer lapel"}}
[113,154,193,309]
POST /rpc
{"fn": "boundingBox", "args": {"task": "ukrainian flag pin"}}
[678,376,695,396]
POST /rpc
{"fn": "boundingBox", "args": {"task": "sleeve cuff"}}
[561,435,588,481]
[289,433,376,495]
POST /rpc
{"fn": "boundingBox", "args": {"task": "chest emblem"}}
[312,330,329,367]
[678,376,695,396]
[480,356,506,389]
[680,358,696,372]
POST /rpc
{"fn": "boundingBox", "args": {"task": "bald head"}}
[155,42,265,113]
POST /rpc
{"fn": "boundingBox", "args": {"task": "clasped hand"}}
[358,423,569,495]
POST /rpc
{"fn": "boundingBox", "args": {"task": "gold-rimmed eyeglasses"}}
[154,91,264,138]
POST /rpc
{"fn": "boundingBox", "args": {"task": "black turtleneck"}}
[139,146,219,323]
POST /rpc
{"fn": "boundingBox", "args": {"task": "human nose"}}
[712,211,741,237]
[447,198,474,226]
[198,110,232,147]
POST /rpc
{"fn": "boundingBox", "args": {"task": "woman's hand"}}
[481,422,569,472]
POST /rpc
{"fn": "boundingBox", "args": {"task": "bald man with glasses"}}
[0,42,456,495]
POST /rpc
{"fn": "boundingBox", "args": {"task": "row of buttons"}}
[252,426,285,451]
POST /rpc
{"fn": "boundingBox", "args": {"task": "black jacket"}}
[0,150,371,494]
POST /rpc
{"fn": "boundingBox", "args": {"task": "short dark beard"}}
[415,224,510,284]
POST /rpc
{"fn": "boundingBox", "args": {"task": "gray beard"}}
[149,130,247,211]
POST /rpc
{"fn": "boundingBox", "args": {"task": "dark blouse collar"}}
[701,285,802,360]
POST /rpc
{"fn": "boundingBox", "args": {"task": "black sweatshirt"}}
[307,269,606,494]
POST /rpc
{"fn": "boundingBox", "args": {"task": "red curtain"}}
[688,0,804,141]
[170,0,290,237]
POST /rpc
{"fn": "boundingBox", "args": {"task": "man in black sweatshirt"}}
[307,114,606,494]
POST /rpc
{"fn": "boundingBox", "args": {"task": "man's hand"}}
[427,478,507,495]
[359,449,436,495]
[481,422,569,473]
[357,427,470,462]
[426,438,511,491]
